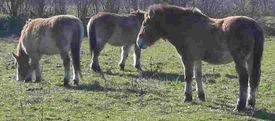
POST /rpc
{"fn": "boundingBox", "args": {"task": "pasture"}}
[0,37,274,120]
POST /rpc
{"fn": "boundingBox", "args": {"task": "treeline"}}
[0,0,275,36]
[1,0,275,19]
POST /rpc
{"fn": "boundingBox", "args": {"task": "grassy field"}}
[0,37,274,121]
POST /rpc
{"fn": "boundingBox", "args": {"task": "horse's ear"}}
[12,53,18,61]
[26,19,31,24]
[148,9,155,19]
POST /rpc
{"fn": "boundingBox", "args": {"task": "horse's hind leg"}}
[194,61,205,101]
[247,55,259,108]
[133,44,142,71]
[90,44,104,72]
[60,51,71,87]
[233,58,249,111]
[119,45,131,70]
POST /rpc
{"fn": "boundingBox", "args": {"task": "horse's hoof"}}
[198,92,206,101]
[235,101,246,112]
[64,82,72,88]
[248,98,255,108]
[73,79,80,86]
[119,64,125,71]
[35,78,42,83]
[92,64,102,73]
[184,93,193,102]
[25,78,32,83]
[135,65,142,71]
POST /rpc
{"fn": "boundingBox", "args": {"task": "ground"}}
[0,37,274,120]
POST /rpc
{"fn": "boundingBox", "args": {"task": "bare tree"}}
[103,0,120,13]
[4,0,25,16]
[54,0,66,15]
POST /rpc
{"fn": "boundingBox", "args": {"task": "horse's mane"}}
[148,4,207,18]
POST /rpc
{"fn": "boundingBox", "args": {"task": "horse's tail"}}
[87,18,97,54]
[71,19,84,78]
[251,26,264,86]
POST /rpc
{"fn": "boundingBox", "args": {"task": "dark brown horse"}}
[12,15,84,87]
[136,4,264,111]
[87,11,145,72]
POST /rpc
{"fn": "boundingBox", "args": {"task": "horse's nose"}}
[136,38,147,49]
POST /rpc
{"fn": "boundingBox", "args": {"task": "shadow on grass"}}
[103,69,237,83]
[139,70,183,82]
[252,109,275,120]
[62,81,117,92]
[208,100,275,120]
[103,70,183,82]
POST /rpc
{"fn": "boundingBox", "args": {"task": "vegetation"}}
[0,15,24,37]
[0,37,274,120]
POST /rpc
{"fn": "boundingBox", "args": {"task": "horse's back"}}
[23,15,83,55]
[88,12,141,46]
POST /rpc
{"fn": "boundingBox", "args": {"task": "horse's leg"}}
[181,56,194,102]
[32,56,42,82]
[25,55,41,82]
[247,55,259,108]
[194,60,205,101]
[60,51,71,87]
[71,44,81,86]
[119,45,131,70]
[133,44,142,71]
[90,43,104,72]
[233,58,249,111]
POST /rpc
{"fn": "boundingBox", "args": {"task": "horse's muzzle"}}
[136,38,147,49]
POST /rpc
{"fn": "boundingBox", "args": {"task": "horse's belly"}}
[203,47,233,65]
[107,30,135,46]
[39,35,61,55]
[39,40,60,55]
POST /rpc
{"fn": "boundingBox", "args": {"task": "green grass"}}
[0,37,275,120]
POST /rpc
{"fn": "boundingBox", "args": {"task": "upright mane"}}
[148,4,207,18]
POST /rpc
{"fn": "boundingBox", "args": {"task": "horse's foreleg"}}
[194,61,205,101]
[61,52,71,86]
[234,60,249,111]
[181,56,194,102]
[33,59,42,82]
[26,56,41,82]
[119,45,131,70]
[133,44,141,71]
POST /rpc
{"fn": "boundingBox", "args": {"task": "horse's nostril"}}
[139,32,144,38]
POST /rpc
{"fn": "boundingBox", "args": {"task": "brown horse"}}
[136,4,264,111]
[87,11,145,72]
[12,15,84,87]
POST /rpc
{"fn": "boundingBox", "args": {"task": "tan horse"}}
[137,4,264,111]
[12,15,84,87]
[87,11,145,72]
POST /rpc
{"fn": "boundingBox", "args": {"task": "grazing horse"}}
[87,11,145,72]
[12,15,84,87]
[136,4,264,111]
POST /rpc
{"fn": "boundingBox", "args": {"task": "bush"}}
[0,15,24,37]
[258,16,275,36]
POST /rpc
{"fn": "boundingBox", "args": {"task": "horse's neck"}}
[17,41,29,59]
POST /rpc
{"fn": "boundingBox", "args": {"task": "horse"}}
[87,10,145,72]
[12,15,84,87]
[136,4,264,111]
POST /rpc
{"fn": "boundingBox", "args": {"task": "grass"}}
[0,37,275,120]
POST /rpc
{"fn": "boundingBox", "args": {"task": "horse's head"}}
[12,51,31,82]
[136,8,163,49]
